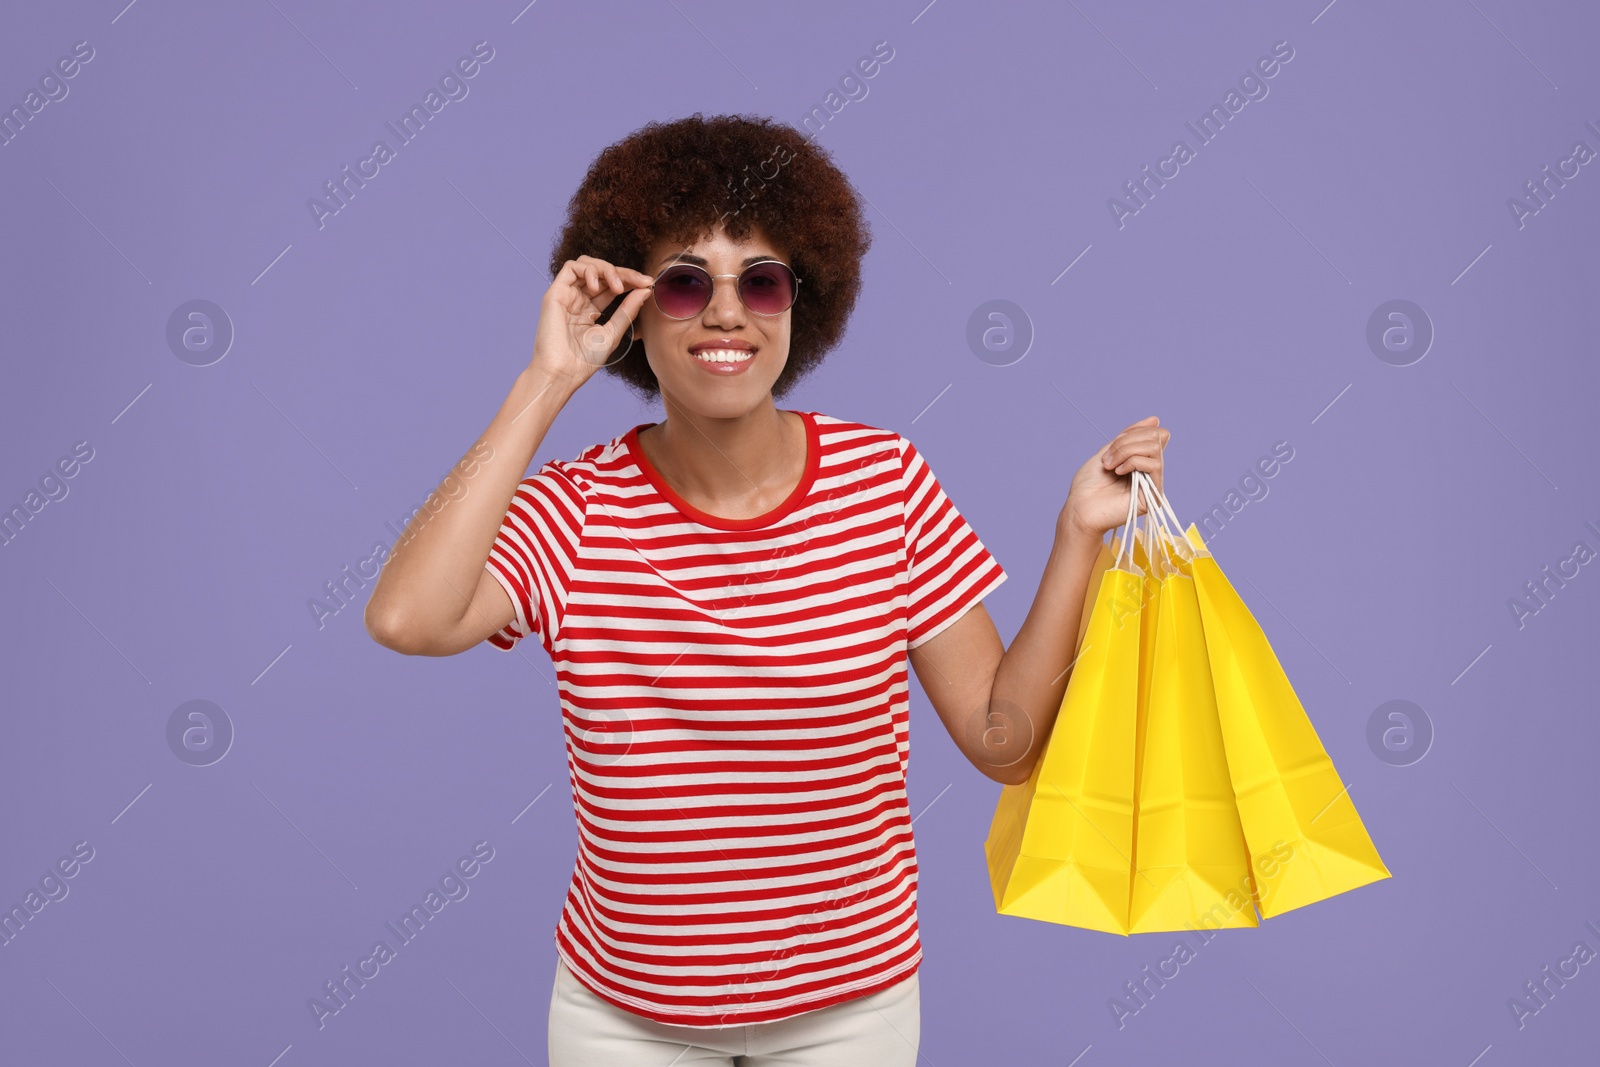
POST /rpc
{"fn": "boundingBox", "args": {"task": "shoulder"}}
[804,412,930,510]
[535,428,639,498]
[806,409,906,468]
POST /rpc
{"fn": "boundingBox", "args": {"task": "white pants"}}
[547,957,921,1066]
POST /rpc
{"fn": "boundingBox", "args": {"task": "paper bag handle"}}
[1134,471,1179,575]
[1115,471,1175,575]
[1113,469,1143,572]
[1137,472,1205,561]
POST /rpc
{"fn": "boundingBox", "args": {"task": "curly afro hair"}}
[549,113,871,402]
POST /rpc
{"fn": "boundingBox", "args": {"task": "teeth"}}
[694,349,754,363]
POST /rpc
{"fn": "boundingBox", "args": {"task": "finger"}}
[1105,419,1161,456]
[576,289,649,366]
[605,286,653,337]
[1104,427,1170,468]
[1097,418,1166,470]
[561,261,602,304]
[557,277,598,319]
[572,255,633,292]
[1122,426,1157,447]
[1140,427,1171,452]
[580,285,622,323]
[592,289,652,364]
[1112,453,1163,476]
[1113,447,1164,470]
[573,291,640,366]
[1112,451,1162,472]
[1095,426,1133,463]
[619,266,656,288]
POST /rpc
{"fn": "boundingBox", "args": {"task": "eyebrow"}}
[655,253,776,271]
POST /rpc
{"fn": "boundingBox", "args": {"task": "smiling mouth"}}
[692,348,756,364]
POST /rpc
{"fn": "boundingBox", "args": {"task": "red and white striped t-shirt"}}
[482,409,1006,1027]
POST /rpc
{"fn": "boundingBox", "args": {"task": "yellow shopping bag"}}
[984,485,1146,933]
[1131,488,1393,918]
[985,469,1387,933]
[1127,475,1259,932]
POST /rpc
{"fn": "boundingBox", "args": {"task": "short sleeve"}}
[483,460,589,653]
[899,435,1007,649]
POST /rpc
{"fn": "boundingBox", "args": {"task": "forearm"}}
[364,365,577,650]
[985,519,1106,785]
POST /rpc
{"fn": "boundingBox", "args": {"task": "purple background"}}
[4,1,1597,1063]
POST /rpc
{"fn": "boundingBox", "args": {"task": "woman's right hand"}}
[531,255,655,387]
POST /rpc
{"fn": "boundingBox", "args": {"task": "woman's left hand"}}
[1059,416,1171,539]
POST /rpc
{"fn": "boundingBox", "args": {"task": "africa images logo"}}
[307,41,495,230]
[1107,40,1295,229]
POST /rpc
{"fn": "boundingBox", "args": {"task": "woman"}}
[364,113,1167,1066]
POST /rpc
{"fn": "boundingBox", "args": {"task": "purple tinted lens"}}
[739,263,796,315]
[652,262,797,318]
[654,265,711,318]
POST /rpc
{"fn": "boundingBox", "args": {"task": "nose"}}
[700,275,747,329]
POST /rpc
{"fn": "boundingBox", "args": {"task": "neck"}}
[646,396,798,504]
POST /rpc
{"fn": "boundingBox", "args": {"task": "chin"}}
[678,391,774,419]
[661,376,776,413]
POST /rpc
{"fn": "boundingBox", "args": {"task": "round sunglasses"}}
[650,259,800,320]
